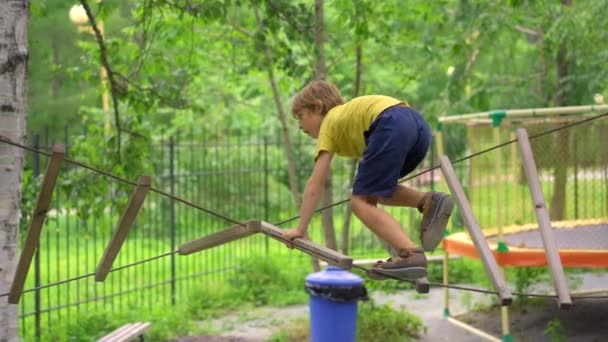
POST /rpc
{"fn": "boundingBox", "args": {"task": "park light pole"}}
[69,3,111,137]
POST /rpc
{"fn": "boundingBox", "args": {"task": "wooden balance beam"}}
[259,222,353,270]
[178,220,353,270]
[178,220,262,255]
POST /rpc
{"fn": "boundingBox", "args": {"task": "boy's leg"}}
[351,195,427,280]
[378,183,424,207]
[351,194,416,250]
[379,184,454,252]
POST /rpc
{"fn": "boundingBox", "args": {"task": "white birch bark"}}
[0,1,28,341]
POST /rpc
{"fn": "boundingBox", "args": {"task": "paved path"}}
[198,272,608,341]
[210,285,490,341]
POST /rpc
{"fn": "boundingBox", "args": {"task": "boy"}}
[282,80,453,280]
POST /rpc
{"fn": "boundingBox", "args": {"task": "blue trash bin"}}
[305,266,367,342]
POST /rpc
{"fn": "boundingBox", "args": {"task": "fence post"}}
[32,134,41,342]
[264,136,269,255]
[169,136,176,306]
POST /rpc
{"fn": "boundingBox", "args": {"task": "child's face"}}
[295,108,323,139]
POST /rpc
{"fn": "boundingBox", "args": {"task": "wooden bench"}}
[97,322,152,342]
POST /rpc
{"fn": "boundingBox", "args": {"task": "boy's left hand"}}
[282,228,306,249]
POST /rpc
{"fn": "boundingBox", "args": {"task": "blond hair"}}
[291,80,344,117]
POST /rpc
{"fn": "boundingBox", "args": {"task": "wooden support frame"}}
[260,221,353,270]
[9,144,65,304]
[178,220,262,255]
[95,176,151,282]
[516,128,572,308]
[439,155,512,306]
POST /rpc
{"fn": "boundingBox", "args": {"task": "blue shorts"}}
[352,105,431,198]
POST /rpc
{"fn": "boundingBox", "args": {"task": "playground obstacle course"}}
[6,110,607,340]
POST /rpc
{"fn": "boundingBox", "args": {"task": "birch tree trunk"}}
[0,1,29,341]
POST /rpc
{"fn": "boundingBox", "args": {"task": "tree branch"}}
[79,0,123,158]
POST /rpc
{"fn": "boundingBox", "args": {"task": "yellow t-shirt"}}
[315,95,408,159]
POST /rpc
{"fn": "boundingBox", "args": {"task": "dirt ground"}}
[456,296,608,342]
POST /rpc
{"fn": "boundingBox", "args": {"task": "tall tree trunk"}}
[253,9,301,208]
[314,0,337,251]
[550,0,571,220]
[341,44,363,255]
[253,6,320,271]
[0,1,29,340]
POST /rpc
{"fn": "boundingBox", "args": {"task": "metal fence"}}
[16,127,433,340]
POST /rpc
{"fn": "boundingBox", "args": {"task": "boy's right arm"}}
[282,151,333,245]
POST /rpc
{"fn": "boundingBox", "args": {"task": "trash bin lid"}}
[305,266,364,287]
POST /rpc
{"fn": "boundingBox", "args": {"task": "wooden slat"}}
[95,176,151,282]
[439,155,512,306]
[178,220,261,255]
[516,128,572,308]
[9,144,65,304]
[260,221,353,270]
[111,323,145,342]
[98,323,134,342]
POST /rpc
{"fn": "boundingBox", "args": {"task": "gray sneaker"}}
[368,248,427,280]
[419,192,454,251]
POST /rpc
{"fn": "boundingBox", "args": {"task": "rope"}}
[0,135,245,227]
[0,111,606,300]
[350,264,608,300]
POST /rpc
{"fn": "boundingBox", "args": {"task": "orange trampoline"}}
[443,219,608,268]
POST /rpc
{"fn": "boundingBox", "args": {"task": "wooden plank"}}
[260,221,353,270]
[439,155,512,306]
[9,144,65,304]
[516,128,572,308]
[95,176,151,282]
[178,220,261,255]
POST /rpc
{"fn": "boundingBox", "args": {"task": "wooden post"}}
[178,220,262,255]
[9,144,65,304]
[95,176,151,282]
[439,155,512,305]
[516,128,572,308]
[259,221,353,270]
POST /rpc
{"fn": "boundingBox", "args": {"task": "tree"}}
[0,1,29,340]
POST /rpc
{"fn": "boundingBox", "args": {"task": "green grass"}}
[16,163,607,340]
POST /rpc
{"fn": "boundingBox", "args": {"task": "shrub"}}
[357,301,426,341]
[228,256,308,306]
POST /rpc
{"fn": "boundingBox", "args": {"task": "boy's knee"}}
[351,194,376,216]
